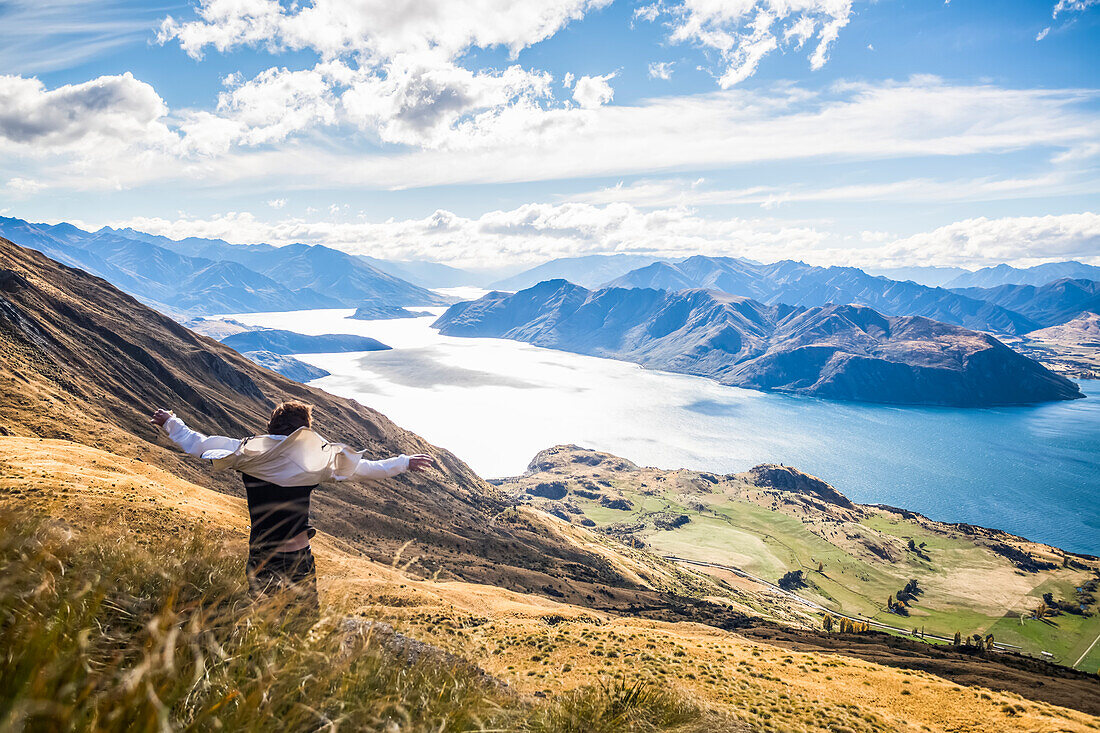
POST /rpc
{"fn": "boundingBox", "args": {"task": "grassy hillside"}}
[497,446,1100,673]
[3,437,1098,732]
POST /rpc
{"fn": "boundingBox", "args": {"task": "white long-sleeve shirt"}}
[161,415,409,486]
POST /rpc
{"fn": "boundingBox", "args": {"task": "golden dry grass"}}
[2,437,1098,733]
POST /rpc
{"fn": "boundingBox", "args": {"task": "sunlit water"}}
[219,308,1100,555]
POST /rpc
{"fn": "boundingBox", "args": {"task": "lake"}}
[221,307,1100,555]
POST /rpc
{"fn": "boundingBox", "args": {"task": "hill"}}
[0,236,728,611]
[1008,312,1100,379]
[4,437,1099,730]
[433,280,1082,406]
[496,445,1100,676]
[946,261,1100,288]
[606,256,1039,335]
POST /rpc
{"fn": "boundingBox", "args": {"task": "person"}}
[150,401,434,623]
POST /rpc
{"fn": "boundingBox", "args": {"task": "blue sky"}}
[0,0,1097,269]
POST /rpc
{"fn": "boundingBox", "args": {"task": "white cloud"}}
[648,61,674,80]
[1036,26,1051,40]
[340,53,557,148]
[1052,0,1099,17]
[5,177,46,194]
[0,73,173,150]
[875,213,1100,268]
[158,0,611,60]
[267,197,286,208]
[180,65,339,155]
[640,0,854,87]
[571,72,616,109]
[109,207,1100,270]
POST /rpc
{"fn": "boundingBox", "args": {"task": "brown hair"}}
[267,401,313,436]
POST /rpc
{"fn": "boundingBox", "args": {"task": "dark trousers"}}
[246,546,320,626]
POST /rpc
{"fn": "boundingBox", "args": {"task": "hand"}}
[408,454,435,472]
[150,409,172,427]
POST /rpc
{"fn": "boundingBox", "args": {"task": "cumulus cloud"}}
[0,73,173,149]
[267,197,286,208]
[872,213,1100,268]
[156,2,619,151]
[341,54,557,148]
[180,65,339,155]
[638,0,854,87]
[158,0,610,60]
[571,73,616,109]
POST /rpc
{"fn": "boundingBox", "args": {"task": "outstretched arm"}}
[351,453,435,480]
[150,409,241,459]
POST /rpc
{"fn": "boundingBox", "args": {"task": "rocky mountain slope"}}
[606,256,1040,335]
[434,280,1082,406]
[0,237,726,610]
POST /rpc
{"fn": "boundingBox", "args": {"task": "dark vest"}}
[242,474,318,552]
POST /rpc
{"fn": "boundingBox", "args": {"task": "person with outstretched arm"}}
[150,401,434,623]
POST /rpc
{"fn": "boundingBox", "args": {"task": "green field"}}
[574,488,1100,670]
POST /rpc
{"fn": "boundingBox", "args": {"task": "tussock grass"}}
[0,511,720,732]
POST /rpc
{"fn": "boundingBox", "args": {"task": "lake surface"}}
[221,308,1100,555]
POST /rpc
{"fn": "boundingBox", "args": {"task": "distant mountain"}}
[945,261,1100,288]
[434,280,1081,407]
[171,261,343,313]
[608,256,1038,335]
[864,265,970,287]
[951,278,1100,328]
[0,217,445,313]
[220,329,390,355]
[490,254,664,291]
[105,226,449,307]
[240,350,331,382]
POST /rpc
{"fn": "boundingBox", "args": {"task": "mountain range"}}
[944,260,1100,288]
[605,256,1047,335]
[0,217,448,315]
[434,280,1082,407]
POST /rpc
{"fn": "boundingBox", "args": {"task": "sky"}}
[0,0,1098,270]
